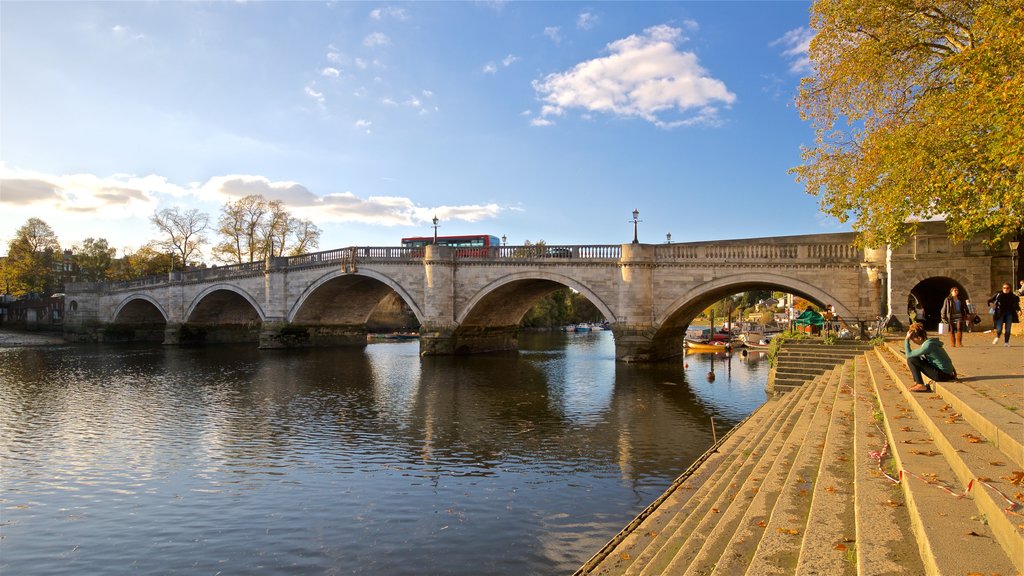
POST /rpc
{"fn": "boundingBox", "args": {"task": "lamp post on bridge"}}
[501,235,507,246]
[666,232,672,244]
[1011,240,1020,289]
[630,209,641,244]
[432,215,439,244]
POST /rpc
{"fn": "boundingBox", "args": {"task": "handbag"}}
[973,315,981,324]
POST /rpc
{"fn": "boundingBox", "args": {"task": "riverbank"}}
[0,327,66,347]
[579,332,1023,575]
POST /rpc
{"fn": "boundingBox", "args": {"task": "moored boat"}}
[684,338,737,352]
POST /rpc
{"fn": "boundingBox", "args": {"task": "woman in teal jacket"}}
[904,322,957,392]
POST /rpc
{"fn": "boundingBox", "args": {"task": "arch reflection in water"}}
[0,331,768,575]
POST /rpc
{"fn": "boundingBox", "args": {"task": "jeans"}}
[906,355,956,385]
[994,313,1015,342]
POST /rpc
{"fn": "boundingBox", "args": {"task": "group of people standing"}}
[940,281,1022,347]
[904,280,1021,393]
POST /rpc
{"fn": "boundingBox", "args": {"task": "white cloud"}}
[543,26,561,43]
[0,164,167,218]
[531,24,735,128]
[772,27,814,74]
[577,11,597,30]
[484,54,517,75]
[304,84,325,104]
[363,32,391,48]
[201,175,502,227]
[321,67,340,77]
[112,24,145,41]
[0,166,506,249]
[354,119,372,134]
[370,7,409,21]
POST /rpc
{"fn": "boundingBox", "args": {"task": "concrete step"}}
[866,350,1023,574]
[622,373,831,573]
[623,377,829,576]
[713,367,844,575]
[739,364,851,576]
[585,388,804,576]
[654,374,834,574]
[877,343,1024,468]
[851,355,925,575]
[794,359,857,576]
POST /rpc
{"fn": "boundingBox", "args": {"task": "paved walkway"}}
[930,330,1024,412]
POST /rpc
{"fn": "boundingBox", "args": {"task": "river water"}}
[0,331,768,575]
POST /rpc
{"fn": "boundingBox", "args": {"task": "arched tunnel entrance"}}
[907,277,971,331]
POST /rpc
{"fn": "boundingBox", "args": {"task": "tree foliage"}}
[151,207,210,269]
[793,0,1024,247]
[73,237,116,282]
[4,218,61,295]
[213,195,321,264]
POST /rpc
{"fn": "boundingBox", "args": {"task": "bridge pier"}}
[259,322,368,349]
[611,324,687,362]
[419,325,518,356]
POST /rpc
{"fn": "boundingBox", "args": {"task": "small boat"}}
[684,338,735,352]
[575,323,592,332]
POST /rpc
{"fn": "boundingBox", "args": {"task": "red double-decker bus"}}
[400,234,501,257]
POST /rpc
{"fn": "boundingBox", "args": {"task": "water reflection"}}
[0,332,767,575]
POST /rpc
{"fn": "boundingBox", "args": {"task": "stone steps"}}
[583,375,820,576]
[579,346,1024,575]
[865,349,1023,574]
[770,339,873,393]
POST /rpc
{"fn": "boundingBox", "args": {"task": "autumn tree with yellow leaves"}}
[793,0,1023,248]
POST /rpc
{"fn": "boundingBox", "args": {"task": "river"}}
[0,331,768,575]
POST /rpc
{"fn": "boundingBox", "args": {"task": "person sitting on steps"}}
[903,322,957,393]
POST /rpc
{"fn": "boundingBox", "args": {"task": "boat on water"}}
[575,323,592,333]
[684,338,741,352]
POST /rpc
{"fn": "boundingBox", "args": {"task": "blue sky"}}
[0,1,836,258]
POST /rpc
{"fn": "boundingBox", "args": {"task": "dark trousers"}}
[994,313,1015,342]
[907,355,956,385]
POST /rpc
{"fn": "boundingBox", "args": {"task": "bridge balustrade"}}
[654,242,862,263]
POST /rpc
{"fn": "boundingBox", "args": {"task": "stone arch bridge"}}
[64,222,1011,362]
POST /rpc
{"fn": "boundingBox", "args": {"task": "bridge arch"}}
[185,283,266,323]
[456,271,616,326]
[287,269,425,325]
[111,293,169,324]
[656,272,854,329]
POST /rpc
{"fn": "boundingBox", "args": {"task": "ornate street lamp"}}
[630,208,641,244]
[501,235,507,246]
[432,215,439,244]
[666,232,672,244]
[1011,240,1020,289]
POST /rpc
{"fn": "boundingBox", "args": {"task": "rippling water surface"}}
[0,331,768,575]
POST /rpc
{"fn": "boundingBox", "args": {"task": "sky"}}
[0,1,840,259]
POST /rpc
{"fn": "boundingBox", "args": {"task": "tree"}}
[4,218,62,296]
[212,195,267,265]
[74,237,116,282]
[212,195,321,263]
[111,243,174,280]
[793,0,1024,247]
[151,207,209,269]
